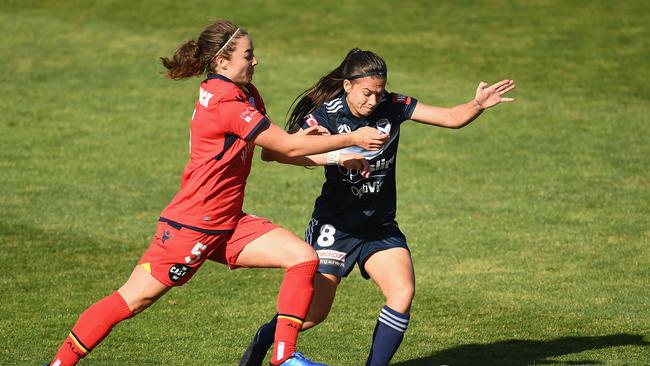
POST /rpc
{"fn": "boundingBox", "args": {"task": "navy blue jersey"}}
[300,92,417,233]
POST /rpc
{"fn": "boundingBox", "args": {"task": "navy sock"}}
[366,305,410,366]
[256,314,278,348]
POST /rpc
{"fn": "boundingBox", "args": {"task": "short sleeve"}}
[299,109,332,132]
[219,94,269,141]
[390,93,418,121]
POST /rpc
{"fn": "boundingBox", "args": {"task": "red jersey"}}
[160,74,269,231]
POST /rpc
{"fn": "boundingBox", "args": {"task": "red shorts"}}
[137,214,278,287]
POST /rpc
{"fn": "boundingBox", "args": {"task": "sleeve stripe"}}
[244,116,270,141]
[404,98,418,120]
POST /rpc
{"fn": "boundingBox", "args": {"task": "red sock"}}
[271,259,319,365]
[50,291,133,366]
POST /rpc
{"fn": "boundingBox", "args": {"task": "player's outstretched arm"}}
[410,79,516,129]
[260,126,371,177]
[253,121,387,158]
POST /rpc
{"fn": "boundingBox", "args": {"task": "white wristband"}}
[326,151,340,165]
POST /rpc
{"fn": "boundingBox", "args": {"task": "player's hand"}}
[339,153,371,178]
[297,125,331,136]
[351,126,389,151]
[474,79,516,109]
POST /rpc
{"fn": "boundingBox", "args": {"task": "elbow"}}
[283,148,303,158]
[260,149,276,162]
[280,141,304,158]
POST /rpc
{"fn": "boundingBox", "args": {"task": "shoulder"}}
[323,96,344,114]
[301,97,339,128]
[201,79,246,104]
[386,92,414,106]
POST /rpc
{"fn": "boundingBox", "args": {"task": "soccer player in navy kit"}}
[240,48,516,366]
[44,23,388,366]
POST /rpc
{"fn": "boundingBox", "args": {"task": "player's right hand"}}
[339,153,371,178]
[352,126,388,151]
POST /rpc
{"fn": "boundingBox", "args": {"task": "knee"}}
[126,296,156,315]
[386,284,415,313]
[303,310,328,330]
[284,244,318,269]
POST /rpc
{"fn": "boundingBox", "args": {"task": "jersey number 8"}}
[317,224,336,247]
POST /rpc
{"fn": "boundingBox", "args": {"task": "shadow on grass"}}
[393,333,649,366]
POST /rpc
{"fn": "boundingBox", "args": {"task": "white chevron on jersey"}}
[324,98,343,113]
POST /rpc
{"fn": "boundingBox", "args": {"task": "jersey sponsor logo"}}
[351,180,384,198]
[240,107,259,123]
[199,87,214,108]
[317,249,346,268]
[337,124,351,134]
[169,263,191,282]
[370,155,395,172]
[337,154,395,184]
[304,113,319,127]
[392,93,411,105]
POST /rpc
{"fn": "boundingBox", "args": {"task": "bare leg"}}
[118,265,171,314]
[49,266,170,366]
[303,273,339,330]
[235,227,321,364]
[363,247,415,366]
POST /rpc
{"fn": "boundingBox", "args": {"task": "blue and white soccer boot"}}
[272,352,328,366]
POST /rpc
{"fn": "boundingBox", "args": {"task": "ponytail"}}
[161,20,247,80]
[160,40,204,80]
[286,48,387,130]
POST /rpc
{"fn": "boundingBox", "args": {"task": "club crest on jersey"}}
[304,114,319,127]
[376,118,391,135]
[162,230,172,243]
[392,93,411,105]
[169,264,191,282]
[337,124,351,134]
[240,107,259,123]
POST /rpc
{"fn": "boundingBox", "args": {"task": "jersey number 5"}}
[185,242,208,264]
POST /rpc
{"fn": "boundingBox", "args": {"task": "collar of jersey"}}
[207,73,234,83]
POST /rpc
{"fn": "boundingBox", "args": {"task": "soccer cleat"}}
[272,352,328,366]
[239,326,274,366]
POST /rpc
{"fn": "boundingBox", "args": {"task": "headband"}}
[347,71,387,80]
[215,28,240,56]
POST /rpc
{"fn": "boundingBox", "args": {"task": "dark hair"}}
[286,48,387,130]
[161,20,248,80]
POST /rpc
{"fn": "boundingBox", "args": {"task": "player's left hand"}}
[297,125,331,136]
[339,153,371,178]
[474,79,516,109]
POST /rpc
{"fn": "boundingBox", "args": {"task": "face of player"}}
[343,76,387,118]
[219,35,257,85]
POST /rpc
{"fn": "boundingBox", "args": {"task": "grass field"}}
[1,1,649,365]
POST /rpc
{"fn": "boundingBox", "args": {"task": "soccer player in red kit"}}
[45,20,387,366]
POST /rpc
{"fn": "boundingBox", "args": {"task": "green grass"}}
[1,1,649,365]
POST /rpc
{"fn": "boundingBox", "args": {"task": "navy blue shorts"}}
[304,218,409,279]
